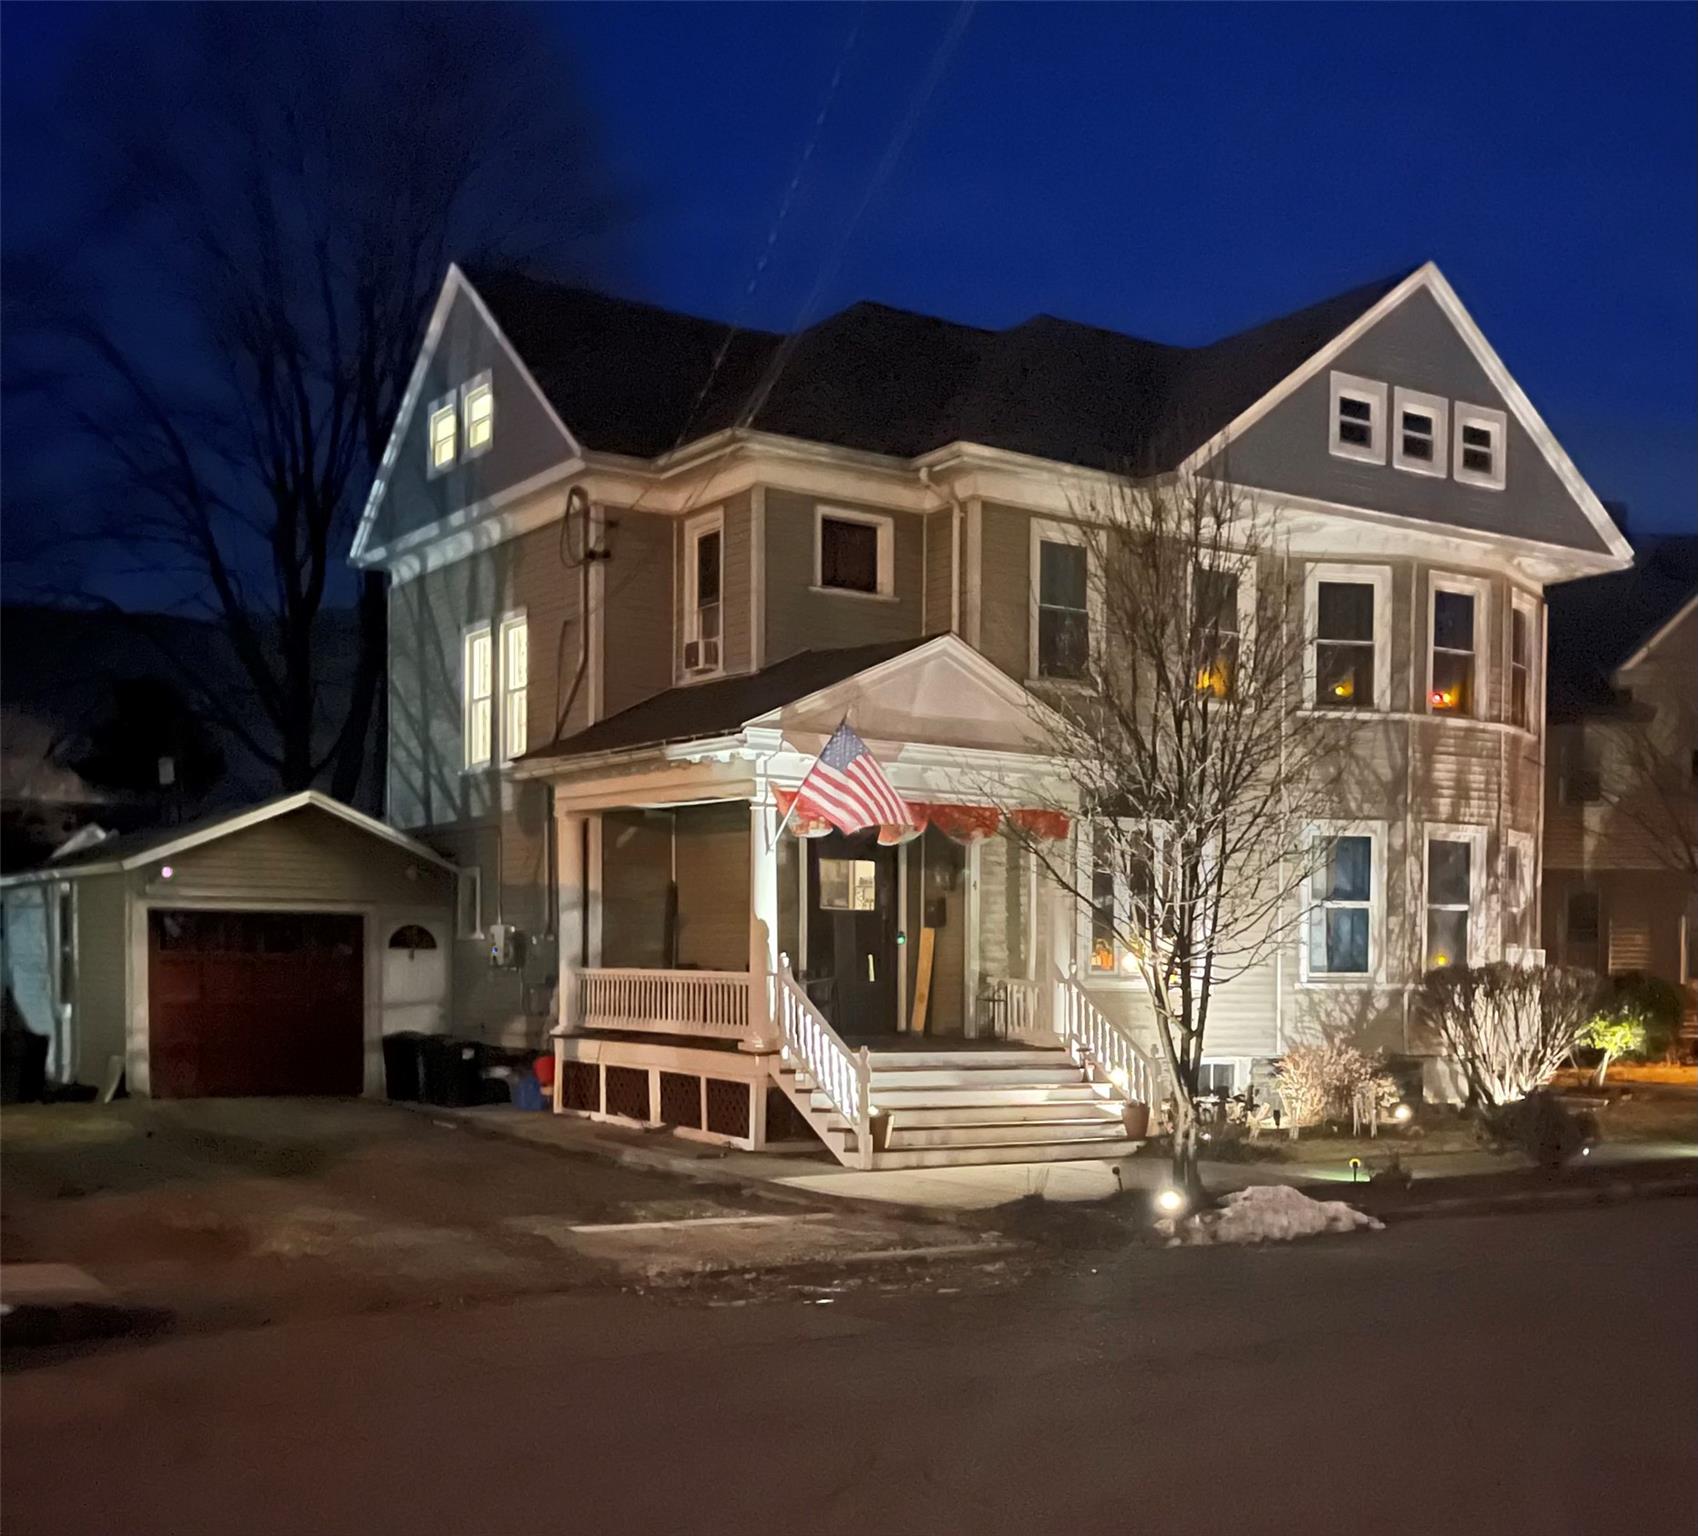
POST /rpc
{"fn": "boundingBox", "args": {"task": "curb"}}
[1340,1174,1697,1224]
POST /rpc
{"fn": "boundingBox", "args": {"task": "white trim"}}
[1328,371,1387,465]
[1028,518,1093,682]
[1425,571,1491,719]
[1616,589,1698,676]
[1419,822,1488,969]
[750,485,767,670]
[498,610,529,763]
[1501,827,1537,954]
[680,506,726,681]
[1452,401,1507,491]
[1303,562,1392,713]
[461,370,495,461]
[813,505,894,597]
[1508,590,1538,732]
[1392,386,1449,478]
[1298,819,1387,987]
[456,866,485,940]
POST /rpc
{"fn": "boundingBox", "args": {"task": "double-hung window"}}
[1429,577,1484,717]
[1328,372,1387,464]
[1194,566,1241,698]
[1085,821,1157,977]
[464,625,494,768]
[1392,387,1448,477]
[500,615,528,760]
[1306,830,1375,978]
[683,511,723,675]
[1424,829,1482,970]
[1453,403,1507,490]
[1509,597,1535,730]
[429,396,458,474]
[1034,528,1090,680]
[1311,575,1380,708]
[462,374,494,457]
[1090,824,1119,973]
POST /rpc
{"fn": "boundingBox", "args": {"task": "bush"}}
[1271,1044,1400,1137]
[1582,1009,1647,1085]
[1418,964,1601,1106]
[1478,1090,1597,1171]
[1605,974,1685,1061]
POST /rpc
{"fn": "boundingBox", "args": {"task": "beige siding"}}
[603,509,674,715]
[977,502,1031,679]
[72,873,128,1087]
[674,803,750,971]
[762,490,925,661]
[923,509,956,634]
[722,492,753,672]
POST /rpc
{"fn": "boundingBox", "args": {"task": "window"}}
[388,924,438,952]
[1196,1060,1242,1097]
[1307,832,1375,977]
[1194,567,1241,697]
[429,398,457,473]
[1424,838,1473,970]
[1453,403,1507,490]
[456,867,484,939]
[462,375,494,457]
[1036,535,1090,680]
[815,509,891,596]
[1090,824,1118,973]
[1509,599,1534,730]
[683,511,723,675]
[500,615,528,760]
[1328,372,1387,464]
[463,625,493,767]
[1566,890,1600,947]
[1312,578,1378,708]
[1392,387,1448,477]
[1428,579,1483,716]
[818,858,877,911]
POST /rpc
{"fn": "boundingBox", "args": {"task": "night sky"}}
[5,2,1695,541]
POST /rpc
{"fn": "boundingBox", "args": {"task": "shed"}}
[0,792,458,1098]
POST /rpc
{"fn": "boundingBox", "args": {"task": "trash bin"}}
[381,1031,427,1102]
[1,1027,49,1104]
[421,1037,485,1107]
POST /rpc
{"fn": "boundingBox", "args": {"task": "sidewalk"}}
[427,1103,1698,1215]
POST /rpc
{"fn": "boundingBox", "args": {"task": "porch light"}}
[1155,1188,1186,1215]
[159,865,174,881]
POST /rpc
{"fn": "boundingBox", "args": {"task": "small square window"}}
[1329,373,1387,464]
[817,512,889,595]
[1392,389,1448,476]
[819,858,878,911]
[1453,404,1507,490]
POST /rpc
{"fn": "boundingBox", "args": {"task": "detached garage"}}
[1,792,457,1098]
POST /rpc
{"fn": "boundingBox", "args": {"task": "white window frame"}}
[1501,828,1537,955]
[428,394,458,477]
[1392,386,1449,478]
[1328,372,1387,465]
[1299,820,1386,987]
[462,622,494,769]
[1191,555,1258,695]
[461,372,494,460]
[1426,572,1490,719]
[499,611,528,763]
[1303,562,1391,714]
[1074,818,1168,984]
[1508,591,1537,733]
[813,506,895,599]
[1453,402,1507,491]
[456,867,484,939]
[1029,519,1096,684]
[681,508,725,678]
[1420,823,1488,970]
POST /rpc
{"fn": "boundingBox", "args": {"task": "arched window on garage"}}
[388,924,438,955]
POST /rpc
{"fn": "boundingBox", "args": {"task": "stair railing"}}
[776,954,874,1168]
[1053,968,1160,1106]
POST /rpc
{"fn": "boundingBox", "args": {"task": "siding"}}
[762,490,925,661]
[1212,287,1610,555]
[977,501,1033,679]
[72,873,128,1087]
[603,509,674,715]
[674,803,750,971]
[923,509,956,634]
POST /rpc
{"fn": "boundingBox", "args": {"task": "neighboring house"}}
[1544,538,1698,1002]
[352,260,1627,1165]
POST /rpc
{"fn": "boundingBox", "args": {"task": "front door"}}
[805,833,898,1036]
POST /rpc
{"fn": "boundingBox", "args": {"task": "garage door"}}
[148,910,364,1097]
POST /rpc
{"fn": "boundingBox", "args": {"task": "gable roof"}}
[0,790,459,886]
[1547,536,1698,716]
[463,266,1411,475]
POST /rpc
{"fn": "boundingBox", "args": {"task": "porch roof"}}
[519,637,938,763]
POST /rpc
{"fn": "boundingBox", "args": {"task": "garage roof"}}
[0,791,459,886]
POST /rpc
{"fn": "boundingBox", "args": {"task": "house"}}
[352,260,1628,1165]
[1544,537,1698,1010]
[0,792,456,1097]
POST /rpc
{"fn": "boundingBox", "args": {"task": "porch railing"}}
[776,954,873,1168]
[1053,969,1160,1106]
[983,977,1044,1040]
[576,967,755,1041]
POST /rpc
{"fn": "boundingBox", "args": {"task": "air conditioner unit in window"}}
[683,638,719,673]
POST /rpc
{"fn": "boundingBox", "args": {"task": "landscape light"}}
[1393,1103,1413,1123]
[1155,1188,1186,1215]
[1108,1066,1130,1092]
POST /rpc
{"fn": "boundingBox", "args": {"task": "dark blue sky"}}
[6,2,1695,537]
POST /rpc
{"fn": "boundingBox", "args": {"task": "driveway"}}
[0,1099,957,1332]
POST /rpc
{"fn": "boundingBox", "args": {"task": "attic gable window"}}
[1393,387,1448,477]
[1453,403,1507,490]
[462,374,494,458]
[1328,372,1387,465]
[428,397,458,474]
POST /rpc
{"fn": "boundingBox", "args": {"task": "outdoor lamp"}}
[1155,1187,1186,1215]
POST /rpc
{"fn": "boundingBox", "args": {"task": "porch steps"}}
[772,1043,1146,1170]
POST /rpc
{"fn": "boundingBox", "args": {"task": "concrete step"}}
[864,1049,1074,1070]
[867,1066,1084,1090]
[869,1138,1141,1170]
[887,1101,1126,1128]
[884,1119,1132,1150]
[850,1084,1111,1110]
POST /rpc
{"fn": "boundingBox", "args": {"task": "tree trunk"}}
[1593,1051,1613,1088]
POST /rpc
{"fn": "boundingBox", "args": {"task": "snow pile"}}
[1158,1183,1384,1246]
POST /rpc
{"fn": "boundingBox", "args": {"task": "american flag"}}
[791,720,912,833]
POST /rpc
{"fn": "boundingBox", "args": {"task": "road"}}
[4,1201,1694,1535]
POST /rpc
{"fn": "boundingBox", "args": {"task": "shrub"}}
[1418,963,1601,1107]
[1605,974,1684,1061]
[1271,1043,1398,1137]
[1478,1090,1597,1171]
[1582,1008,1647,1086]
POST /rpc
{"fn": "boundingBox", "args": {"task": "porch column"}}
[964,839,983,1038]
[746,795,781,1051]
[556,808,587,1034]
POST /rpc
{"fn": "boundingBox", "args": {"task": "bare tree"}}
[1004,467,1341,1181]
[5,4,620,802]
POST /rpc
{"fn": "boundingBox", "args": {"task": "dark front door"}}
[805,833,898,1036]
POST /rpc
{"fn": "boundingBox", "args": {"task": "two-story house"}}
[352,260,1629,1166]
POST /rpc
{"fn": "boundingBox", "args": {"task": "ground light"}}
[1155,1188,1186,1215]
[1393,1103,1413,1123]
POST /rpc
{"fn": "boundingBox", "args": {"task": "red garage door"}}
[148,910,364,1097]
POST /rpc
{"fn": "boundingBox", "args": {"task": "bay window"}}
[1307,831,1375,978]
[1423,826,1484,970]
[1307,564,1389,711]
[1428,576,1486,717]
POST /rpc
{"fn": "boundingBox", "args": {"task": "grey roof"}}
[467,268,1413,474]
[521,637,936,763]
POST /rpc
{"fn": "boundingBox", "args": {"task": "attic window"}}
[462,375,494,457]
[815,509,892,596]
[1453,404,1507,490]
[429,398,457,473]
[1392,388,1448,477]
[1328,373,1387,465]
